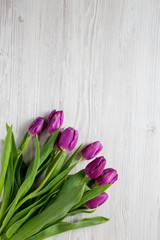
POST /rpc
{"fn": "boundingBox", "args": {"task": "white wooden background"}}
[0,0,160,240]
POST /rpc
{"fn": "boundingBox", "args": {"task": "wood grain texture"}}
[0,0,160,239]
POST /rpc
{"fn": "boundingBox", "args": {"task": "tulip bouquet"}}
[0,110,118,240]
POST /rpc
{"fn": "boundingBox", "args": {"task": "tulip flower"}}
[46,110,64,133]
[86,192,108,209]
[85,156,106,179]
[81,141,103,160]
[58,127,78,151]
[96,168,118,185]
[28,117,45,135]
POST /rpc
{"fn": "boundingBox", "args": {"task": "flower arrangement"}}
[0,109,118,240]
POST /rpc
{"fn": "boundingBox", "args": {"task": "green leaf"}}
[72,184,111,210]
[7,126,18,169]
[42,158,81,196]
[25,217,109,240]
[15,158,81,207]
[0,135,40,233]
[15,155,25,187]
[0,234,7,240]
[84,185,91,192]
[60,169,86,194]
[7,130,32,197]
[48,176,67,195]
[39,129,59,166]
[36,154,52,177]
[0,126,17,221]
[8,131,18,197]
[17,135,32,162]
[35,151,66,191]
[18,132,29,150]
[15,133,32,186]
[44,150,61,176]
[61,144,83,172]
[25,129,59,179]
[37,178,67,214]
[4,196,46,232]
[2,129,30,212]
[45,150,66,184]
[15,131,29,186]
[67,207,97,216]
[10,184,86,240]
[0,125,12,197]
[6,194,51,238]
[0,162,13,223]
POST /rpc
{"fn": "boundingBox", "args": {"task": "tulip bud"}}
[85,156,106,179]
[46,110,64,133]
[96,168,118,185]
[58,127,78,151]
[81,141,103,160]
[86,192,108,209]
[28,117,45,135]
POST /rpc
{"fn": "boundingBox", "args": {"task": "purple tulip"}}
[46,110,64,133]
[81,141,103,160]
[86,192,108,209]
[58,127,78,151]
[96,168,118,185]
[54,128,64,149]
[85,156,106,179]
[28,117,45,135]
